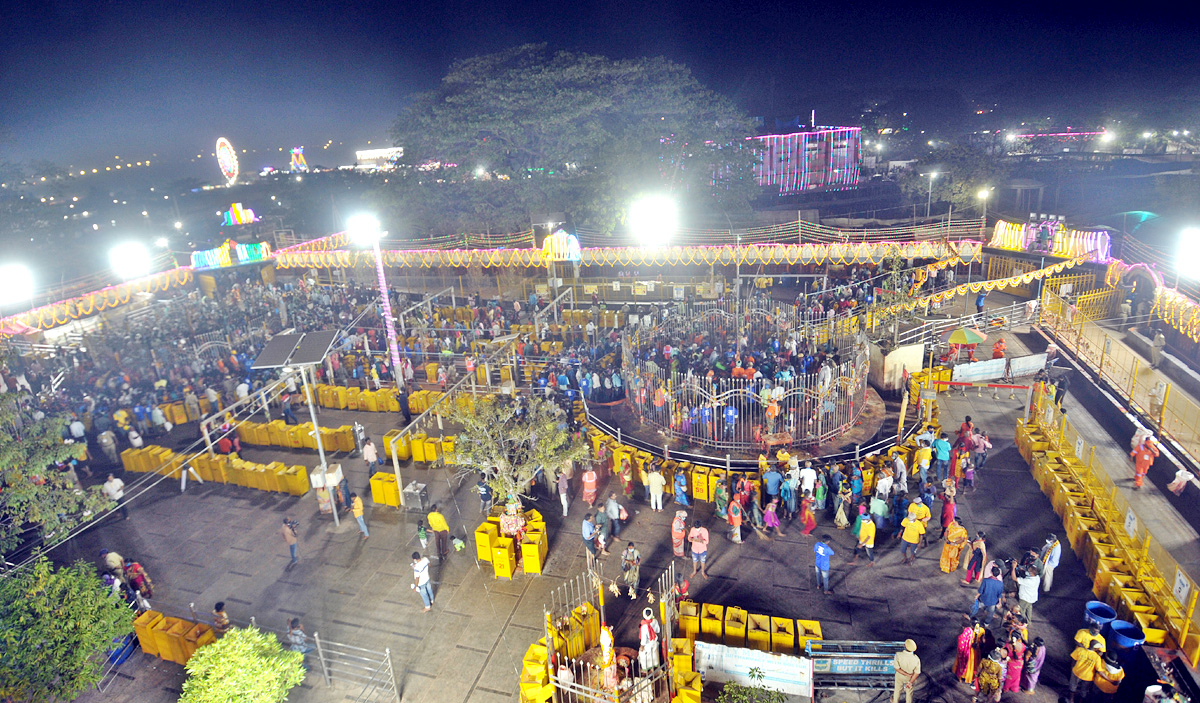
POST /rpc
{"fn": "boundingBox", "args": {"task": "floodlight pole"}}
[370,240,404,389]
[301,365,338,526]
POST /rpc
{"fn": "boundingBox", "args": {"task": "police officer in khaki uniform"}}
[893,639,921,703]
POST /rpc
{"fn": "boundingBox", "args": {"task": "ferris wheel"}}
[215,137,239,185]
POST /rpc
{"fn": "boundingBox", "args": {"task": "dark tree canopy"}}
[897,145,1011,213]
[382,44,762,235]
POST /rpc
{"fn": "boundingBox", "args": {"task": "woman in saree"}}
[813,471,829,512]
[1020,637,1046,693]
[671,510,688,558]
[621,542,641,588]
[955,619,980,683]
[833,482,852,529]
[941,517,969,573]
[713,478,729,519]
[961,532,988,586]
[1003,633,1025,692]
[800,490,817,535]
[940,495,958,540]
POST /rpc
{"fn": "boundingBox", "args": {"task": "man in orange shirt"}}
[1131,436,1160,489]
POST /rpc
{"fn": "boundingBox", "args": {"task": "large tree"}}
[449,394,589,501]
[0,557,136,701]
[897,145,1010,214]
[179,626,305,703]
[0,392,113,554]
[383,44,762,234]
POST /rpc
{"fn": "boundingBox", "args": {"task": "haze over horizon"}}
[3,0,1199,170]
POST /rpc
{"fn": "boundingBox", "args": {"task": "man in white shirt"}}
[69,417,86,440]
[799,461,817,496]
[236,380,250,401]
[1013,563,1040,623]
[410,551,434,611]
[205,386,221,412]
[103,473,128,520]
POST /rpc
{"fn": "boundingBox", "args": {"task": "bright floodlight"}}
[110,242,152,280]
[174,221,183,229]
[347,213,383,245]
[154,237,169,248]
[1181,228,1200,278]
[629,194,678,246]
[1005,132,1017,141]
[1099,131,1115,143]
[977,188,991,200]
[0,264,34,307]
[1143,131,1153,139]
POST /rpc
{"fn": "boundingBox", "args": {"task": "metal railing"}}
[894,300,1039,347]
[1040,291,1200,467]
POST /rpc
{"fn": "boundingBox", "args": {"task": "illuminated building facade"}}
[754,127,861,195]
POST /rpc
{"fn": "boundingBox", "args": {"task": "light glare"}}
[0,264,34,308]
[629,194,678,247]
[110,242,152,280]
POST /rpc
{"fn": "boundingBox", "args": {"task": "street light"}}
[977,187,992,235]
[0,263,34,308]
[154,237,169,248]
[347,214,403,388]
[926,172,938,218]
[109,242,151,280]
[629,194,678,247]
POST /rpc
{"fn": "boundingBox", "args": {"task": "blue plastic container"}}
[1084,601,1117,629]
[1104,620,1146,664]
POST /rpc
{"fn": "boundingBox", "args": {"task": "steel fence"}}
[621,300,868,450]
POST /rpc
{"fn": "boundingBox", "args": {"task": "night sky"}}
[3,0,1199,172]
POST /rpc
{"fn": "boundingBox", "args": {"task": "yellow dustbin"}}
[441,436,455,465]
[411,433,427,462]
[423,436,440,463]
[475,522,498,562]
[152,616,190,664]
[181,622,214,662]
[700,604,724,643]
[797,620,824,650]
[121,447,140,473]
[747,614,771,652]
[133,610,163,657]
[724,606,747,647]
[492,537,517,579]
[679,601,699,640]
[771,617,796,654]
[521,532,546,574]
[670,638,694,673]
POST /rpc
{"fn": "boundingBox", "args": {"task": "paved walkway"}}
[66,388,1101,703]
[60,291,1200,703]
